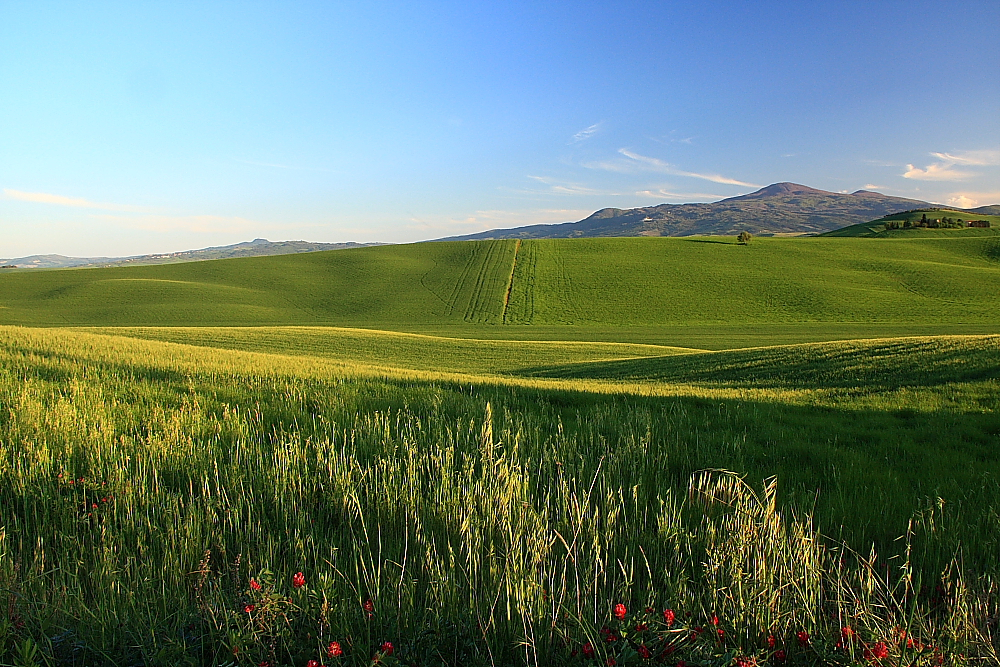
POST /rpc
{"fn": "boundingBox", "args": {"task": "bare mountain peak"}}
[736,183,832,199]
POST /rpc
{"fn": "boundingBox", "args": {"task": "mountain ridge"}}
[0,239,383,269]
[437,183,993,240]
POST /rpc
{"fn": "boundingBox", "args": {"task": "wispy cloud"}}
[635,188,727,201]
[903,162,973,181]
[570,123,601,144]
[903,149,999,181]
[3,188,146,212]
[585,149,758,187]
[407,208,592,235]
[863,184,883,190]
[91,214,258,234]
[930,150,1000,166]
[524,175,613,196]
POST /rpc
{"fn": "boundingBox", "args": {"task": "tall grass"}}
[1,329,998,665]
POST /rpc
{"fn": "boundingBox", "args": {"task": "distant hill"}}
[0,238,383,269]
[823,207,1000,237]
[438,183,940,239]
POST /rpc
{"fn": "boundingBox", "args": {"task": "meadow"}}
[1,235,999,666]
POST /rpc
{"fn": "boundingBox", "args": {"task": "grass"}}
[0,237,998,345]
[0,326,998,665]
[2,235,1000,665]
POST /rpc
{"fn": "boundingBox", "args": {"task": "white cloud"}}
[948,195,979,208]
[3,188,145,211]
[903,149,999,182]
[525,175,613,196]
[930,150,1000,166]
[90,213,258,234]
[863,184,883,190]
[586,149,758,187]
[407,208,592,235]
[903,162,973,181]
[945,191,1000,209]
[635,188,727,201]
[570,123,602,143]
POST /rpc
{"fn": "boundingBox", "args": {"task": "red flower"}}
[259,662,272,667]
[645,606,655,614]
[717,628,725,640]
[363,598,375,614]
[244,604,255,613]
[842,626,854,640]
[613,603,627,620]
[582,642,595,658]
[635,623,648,632]
[774,650,787,663]
[638,644,651,659]
[250,578,262,591]
[606,659,616,667]
[711,615,720,626]
[663,609,676,626]
[292,571,306,588]
[767,635,776,649]
[307,661,319,667]
[605,633,618,643]
[796,631,809,647]
[676,662,687,667]
[869,641,889,661]
[327,641,343,657]
[380,642,394,656]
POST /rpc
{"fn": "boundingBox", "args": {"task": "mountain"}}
[437,183,940,240]
[0,239,383,269]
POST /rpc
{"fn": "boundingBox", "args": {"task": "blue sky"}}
[2,1,998,257]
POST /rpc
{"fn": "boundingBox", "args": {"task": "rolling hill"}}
[2,236,1000,347]
[440,183,942,239]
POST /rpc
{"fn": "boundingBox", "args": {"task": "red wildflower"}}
[292,571,306,588]
[774,650,786,663]
[380,641,394,656]
[244,604,255,613]
[327,641,343,657]
[363,598,375,614]
[259,662,272,667]
[767,635,776,649]
[250,578,262,591]
[638,644,651,659]
[870,641,889,661]
[842,626,854,640]
[582,642,595,658]
[796,631,809,647]
[711,615,720,626]
[717,628,725,640]
[600,626,611,638]
[606,659,616,667]
[605,633,618,643]
[92,503,98,510]
[635,623,648,632]
[307,661,319,667]
[736,658,757,667]
[613,603,627,620]
[676,662,687,667]
[645,606,655,614]
[663,609,676,626]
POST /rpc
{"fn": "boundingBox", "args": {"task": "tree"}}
[737,231,753,245]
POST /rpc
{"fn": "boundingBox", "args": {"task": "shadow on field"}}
[520,335,1000,391]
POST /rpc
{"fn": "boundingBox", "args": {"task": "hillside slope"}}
[2,237,1000,334]
[440,183,935,239]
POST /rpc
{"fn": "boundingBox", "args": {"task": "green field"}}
[1,236,999,665]
[1,236,999,343]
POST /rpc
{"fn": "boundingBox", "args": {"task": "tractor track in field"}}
[501,239,521,324]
